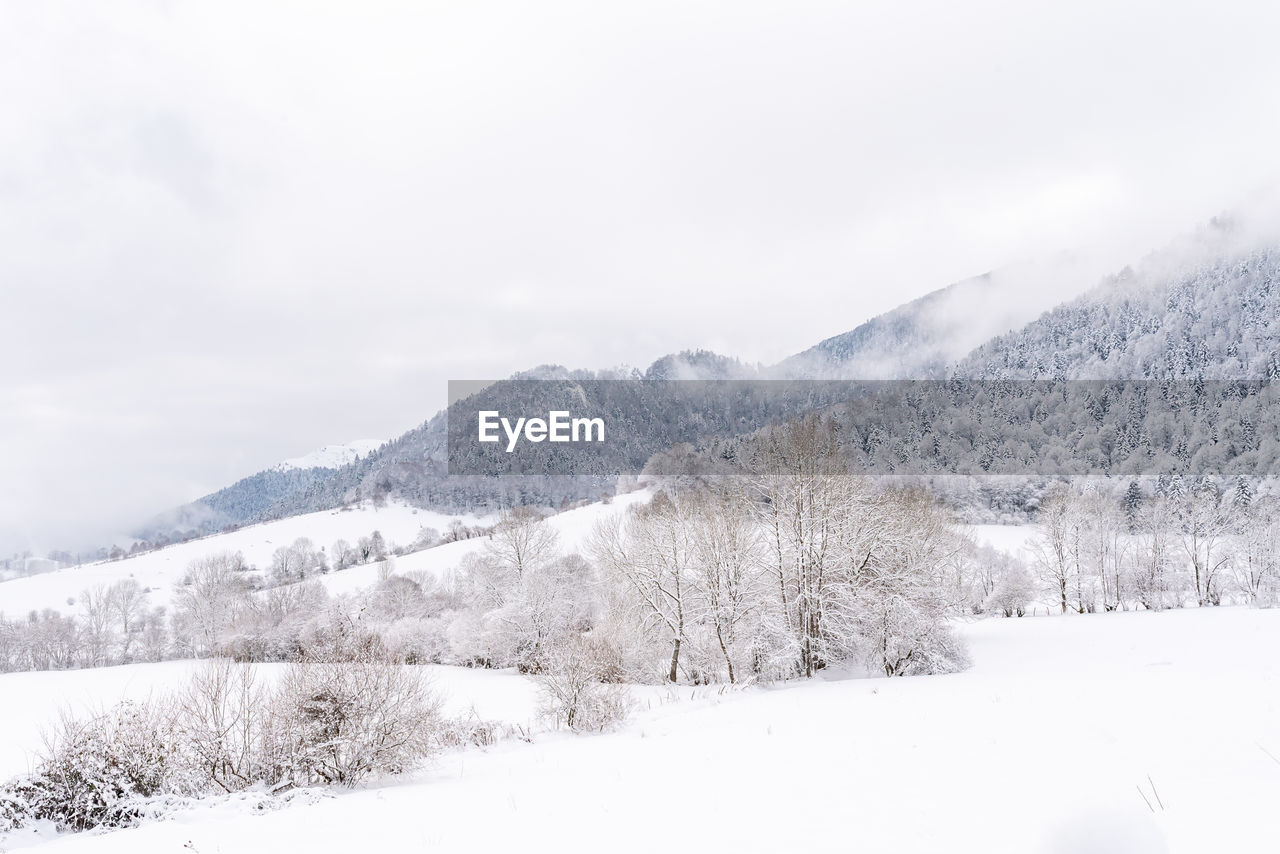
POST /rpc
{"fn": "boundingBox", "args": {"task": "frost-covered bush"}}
[536,636,632,732]
[10,700,199,831]
[984,565,1037,617]
[856,593,971,677]
[263,657,442,787]
[0,655,454,837]
[435,712,509,749]
[381,615,451,664]
[0,786,30,833]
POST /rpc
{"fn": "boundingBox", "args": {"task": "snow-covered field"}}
[9,497,1251,852]
[309,490,652,598]
[3,606,1277,853]
[0,662,545,783]
[0,492,1032,620]
[968,522,1039,559]
[0,492,660,619]
[0,502,490,618]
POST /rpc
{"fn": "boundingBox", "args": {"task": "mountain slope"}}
[775,254,1101,379]
[956,245,1280,381]
[134,217,1280,540]
[273,440,383,472]
[133,442,385,543]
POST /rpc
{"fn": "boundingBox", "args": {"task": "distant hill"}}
[956,223,1280,381]
[774,254,1100,379]
[133,216,1280,540]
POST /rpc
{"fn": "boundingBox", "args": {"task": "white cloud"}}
[3,0,1280,551]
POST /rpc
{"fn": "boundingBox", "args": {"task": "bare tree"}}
[486,507,559,576]
[1233,496,1280,606]
[591,490,695,683]
[1030,486,1076,614]
[106,579,149,661]
[175,659,267,793]
[687,485,764,683]
[79,585,116,667]
[174,552,252,657]
[1176,482,1230,606]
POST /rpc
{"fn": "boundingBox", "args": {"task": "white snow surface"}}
[967,522,1040,558]
[2,606,1278,853]
[0,502,490,618]
[271,440,383,472]
[0,662,546,783]
[310,490,653,599]
[0,492,654,618]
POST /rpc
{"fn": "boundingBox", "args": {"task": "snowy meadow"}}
[2,608,1277,853]
[4,448,1280,852]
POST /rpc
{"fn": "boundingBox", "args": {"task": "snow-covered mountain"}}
[128,216,1280,546]
[773,253,1104,379]
[957,240,1280,381]
[272,439,383,472]
[131,441,385,544]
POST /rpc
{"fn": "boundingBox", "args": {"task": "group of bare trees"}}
[592,418,971,682]
[1029,479,1280,613]
[0,525,416,675]
[0,579,169,673]
[3,421,976,689]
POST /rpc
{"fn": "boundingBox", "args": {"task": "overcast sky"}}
[4,0,1280,553]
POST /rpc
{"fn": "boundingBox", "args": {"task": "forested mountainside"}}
[132,465,338,542]
[774,254,1097,380]
[136,229,1280,541]
[956,248,1280,381]
[136,353,759,537]
[777,273,1004,379]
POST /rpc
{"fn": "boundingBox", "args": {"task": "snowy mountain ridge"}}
[132,214,1280,545]
[271,440,383,472]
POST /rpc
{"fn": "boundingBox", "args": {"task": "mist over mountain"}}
[132,444,384,544]
[957,224,1280,381]
[126,215,1280,546]
[775,253,1102,379]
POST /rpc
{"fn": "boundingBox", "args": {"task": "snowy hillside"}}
[0,492,660,619]
[958,243,1280,381]
[774,254,1103,380]
[0,662,544,782]
[271,440,383,472]
[4,607,1276,853]
[0,502,490,618]
[303,490,652,599]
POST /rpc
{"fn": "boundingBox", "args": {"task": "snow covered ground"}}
[0,502,490,618]
[3,606,1277,853]
[968,521,1039,559]
[0,662,545,783]
[0,492,659,619]
[271,440,384,472]
[309,490,653,598]
[0,491,1034,621]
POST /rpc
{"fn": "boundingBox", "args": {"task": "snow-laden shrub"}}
[263,657,442,787]
[381,616,450,665]
[536,636,633,733]
[11,699,200,831]
[0,785,30,833]
[435,711,509,749]
[857,593,971,677]
[984,565,1037,617]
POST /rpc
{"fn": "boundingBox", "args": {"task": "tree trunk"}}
[715,625,735,684]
